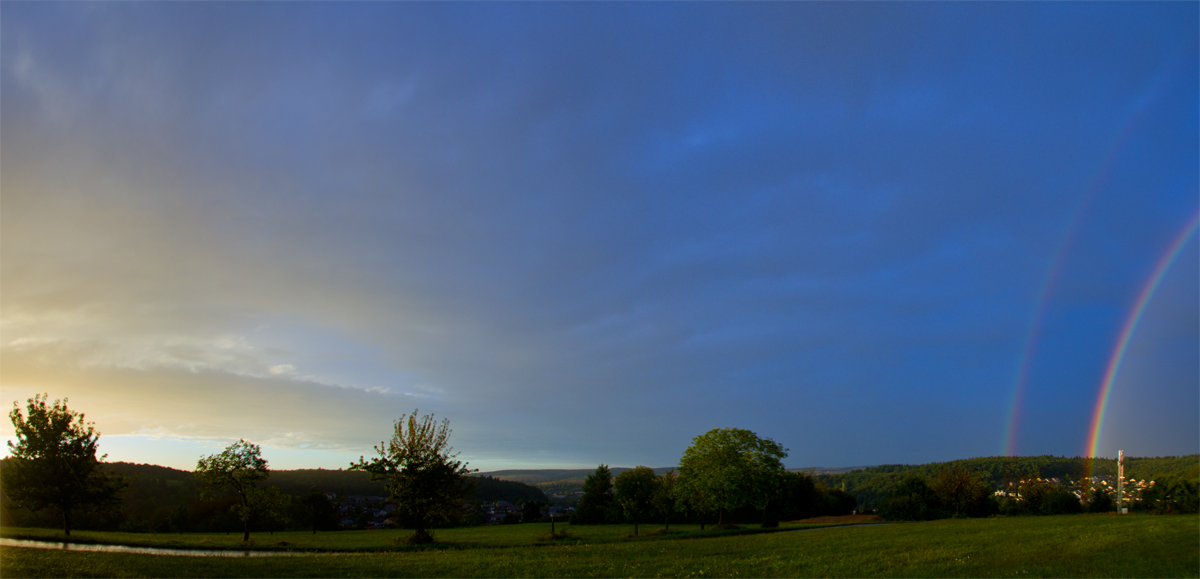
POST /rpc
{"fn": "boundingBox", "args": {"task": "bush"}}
[118,517,152,533]
[1141,476,1199,514]
[1085,487,1114,513]
[1006,481,1080,516]
[879,475,944,521]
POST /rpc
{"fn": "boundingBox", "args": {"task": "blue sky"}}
[2,2,1196,472]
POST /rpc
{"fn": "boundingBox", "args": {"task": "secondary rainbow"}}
[1002,47,1191,457]
[1001,118,1134,457]
[1085,212,1199,462]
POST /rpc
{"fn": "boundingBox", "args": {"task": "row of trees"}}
[878,470,999,521]
[877,469,1199,521]
[8,394,1192,545]
[571,428,855,533]
[3,398,832,541]
[1,396,558,542]
[0,396,461,542]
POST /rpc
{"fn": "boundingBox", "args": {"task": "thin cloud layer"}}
[2,3,1196,470]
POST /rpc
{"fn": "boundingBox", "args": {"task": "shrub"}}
[1141,476,1199,514]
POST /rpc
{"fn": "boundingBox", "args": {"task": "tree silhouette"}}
[351,409,475,544]
[194,439,285,541]
[2,394,126,536]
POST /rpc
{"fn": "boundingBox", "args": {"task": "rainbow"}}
[1085,212,1199,463]
[1002,45,1192,457]
[1001,123,1132,457]
[1002,217,1079,457]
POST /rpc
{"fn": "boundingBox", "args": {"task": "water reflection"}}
[0,538,314,557]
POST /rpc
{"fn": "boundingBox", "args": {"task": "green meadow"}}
[0,521,807,552]
[3,515,1196,578]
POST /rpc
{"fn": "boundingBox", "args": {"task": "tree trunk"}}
[243,520,251,542]
[633,520,638,535]
[63,507,72,537]
[717,506,726,527]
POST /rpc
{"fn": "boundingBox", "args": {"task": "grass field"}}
[0,521,838,552]
[2,515,1196,578]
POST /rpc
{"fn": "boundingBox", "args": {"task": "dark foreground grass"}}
[3,515,1196,578]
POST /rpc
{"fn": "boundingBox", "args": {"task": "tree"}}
[521,501,542,522]
[777,472,819,521]
[614,466,657,535]
[194,439,285,541]
[1008,479,1080,516]
[1141,476,1199,514]
[350,409,475,544]
[291,489,337,534]
[168,504,192,534]
[573,464,615,525]
[652,469,679,531]
[879,475,940,521]
[1085,485,1115,513]
[676,428,788,527]
[676,473,716,530]
[820,487,858,517]
[755,468,790,528]
[930,467,993,518]
[1,394,127,536]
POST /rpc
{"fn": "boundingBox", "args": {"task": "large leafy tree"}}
[2,394,127,536]
[614,466,657,535]
[350,409,474,544]
[573,464,615,524]
[676,427,788,527]
[194,439,285,541]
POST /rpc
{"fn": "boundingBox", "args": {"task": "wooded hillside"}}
[815,454,1199,508]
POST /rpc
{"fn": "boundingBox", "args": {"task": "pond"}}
[0,537,315,557]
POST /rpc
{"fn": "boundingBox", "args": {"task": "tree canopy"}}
[652,469,679,531]
[614,466,657,535]
[1,394,127,536]
[676,427,788,526]
[350,409,474,543]
[573,464,615,524]
[194,439,286,541]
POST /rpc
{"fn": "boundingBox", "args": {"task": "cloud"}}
[0,345,422,452]
[1,2,1195,467]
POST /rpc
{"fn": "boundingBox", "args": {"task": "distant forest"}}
[0,461,546,533]
[814,455,1199,508]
